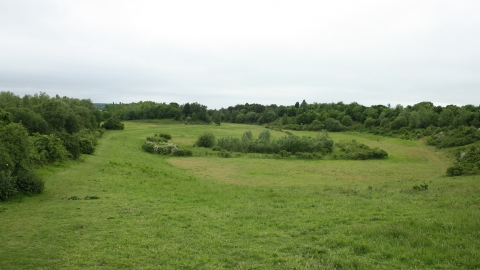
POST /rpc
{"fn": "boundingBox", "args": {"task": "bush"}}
[427,126,480,148]
[101,117,124,130]
[55,131,82,159]
[142,141,179,155]
[196,133,215,148]
[30,133,68,165]
[158,133,172,140]
[172,149,193,156]
[15,170,44,195]
[336,140,388,160]
[0,171,17,201]
[446,145,480,176]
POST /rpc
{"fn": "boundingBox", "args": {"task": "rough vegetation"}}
[0,91,109,201]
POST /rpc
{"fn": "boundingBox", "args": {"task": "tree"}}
[324,118,343,131]
[341,115,353,126]
[212,111,221,126]
[102,117,124,130]
[390,116,408,130]
[235,113,245,123]
[196,133,215,147]
[282,113,288,125]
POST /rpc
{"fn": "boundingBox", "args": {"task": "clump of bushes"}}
[336,140,388,160]
[0,121,45,201]
[427,126,480,148]
[215,130,335,155]
[196,132,215,148]
[446,145,480,176]
[146,133,172,144]
[101,117,124,130]
[142,135,192,156]
[158,133,172,140]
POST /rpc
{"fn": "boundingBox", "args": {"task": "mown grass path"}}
[1,121,479,269]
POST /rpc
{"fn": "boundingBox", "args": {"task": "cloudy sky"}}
[1,0,479,109]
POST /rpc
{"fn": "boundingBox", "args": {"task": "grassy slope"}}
[1,121,479,269]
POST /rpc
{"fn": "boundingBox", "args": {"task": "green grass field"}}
[1,121,479,269]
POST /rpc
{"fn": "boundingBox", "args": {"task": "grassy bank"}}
[1,121,479,269]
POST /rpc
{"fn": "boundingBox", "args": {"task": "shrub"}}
[30,133,68,165]
[142,141,179,155]
[15,170,44,195]
[427,126,480,148]
[101,117,124,130]
[446,145,480,176]
[196,133,215,148]
[159,133,172,140]
[336,140,388,160]
[172,149,193,156]
[218,150,232,158]
[146,136,168,143]
[0,171,17,201]
[55,131,82,159]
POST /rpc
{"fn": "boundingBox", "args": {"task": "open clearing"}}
[1,121,479,269]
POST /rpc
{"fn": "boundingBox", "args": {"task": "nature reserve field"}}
[1,121,479,269]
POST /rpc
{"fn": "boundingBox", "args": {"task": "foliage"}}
[158,133,172,140]
[446,145,480,176]
[142,138,191,156]
[0,171,17,201]
[196,132,216,148]
[427,126,480,148]
[15,169,44,195]
[0,122,32,174]
[171,149,193,156]
[216,130,334,155]
[336,140,388,160]
[54,132,82,159]
[101,117,124,130]
[30,133,68,165]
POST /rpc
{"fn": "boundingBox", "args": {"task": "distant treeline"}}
[102,99,480,132]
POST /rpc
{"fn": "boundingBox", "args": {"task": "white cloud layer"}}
[1,0,479,108]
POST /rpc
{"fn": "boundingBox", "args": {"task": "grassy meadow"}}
[1,120,480,269]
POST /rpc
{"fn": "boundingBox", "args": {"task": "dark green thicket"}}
[446,145,480,176]
[216,130,335,155]
[336,140,388,160]
[0,92,106,201]
[427,126,480,148]
[196,133,216,148]
[101,117,124,130]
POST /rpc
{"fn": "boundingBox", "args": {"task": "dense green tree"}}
[235,113,245,123]
[341,115,353,126]
[390,116,408,130]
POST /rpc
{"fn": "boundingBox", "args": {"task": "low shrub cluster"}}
[427,126,480,148]
[446,145,480,176]
[216,130,334,155]
[336,140,388,160]
[142,134,192,156]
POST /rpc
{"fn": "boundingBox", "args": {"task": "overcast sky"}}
[1,0,479,109]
